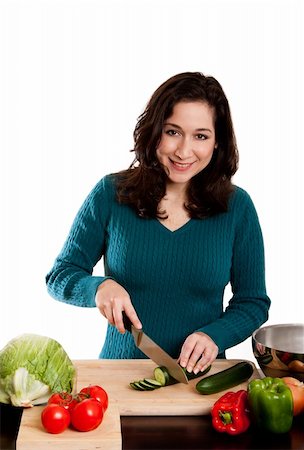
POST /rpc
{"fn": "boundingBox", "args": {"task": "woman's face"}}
[156,101,217,189]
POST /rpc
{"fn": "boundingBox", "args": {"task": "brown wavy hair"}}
[115,72,239,219]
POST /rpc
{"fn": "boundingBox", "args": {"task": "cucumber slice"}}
[130,382,141,390]
[138,380,156,390]
[154,366,171,386]
[130,381,146,391]
[143,378,162,388]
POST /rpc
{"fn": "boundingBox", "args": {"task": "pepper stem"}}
[219,410,233,424]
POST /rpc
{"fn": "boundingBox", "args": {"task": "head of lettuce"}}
[0,334,76,407]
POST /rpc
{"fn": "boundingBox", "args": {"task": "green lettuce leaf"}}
[0,334,76,407]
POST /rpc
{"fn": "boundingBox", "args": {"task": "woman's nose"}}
[174,137,193,159]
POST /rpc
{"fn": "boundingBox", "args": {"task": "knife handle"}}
[122,311,132,332]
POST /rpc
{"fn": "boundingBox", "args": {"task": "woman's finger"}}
[179,332,218,373]
[186,348,205,373]
[179,337,197,369]
[112,301,142,334]
[100,304,115,325]
[193,347,217,374]
[123,304,142,329]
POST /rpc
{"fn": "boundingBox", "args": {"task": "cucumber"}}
[196,361,254,395]
[184,365,211,380]
[143,378,162,389]
[138,380,156,390]
[130,381,146,391]
[130,364,213,391]
[154,366,171,386]
[130,379,162,391]
[154,365,212,386]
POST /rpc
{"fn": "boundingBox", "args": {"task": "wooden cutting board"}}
[17,359,260,449]
[75,358,260,415]
[17,403,121,450]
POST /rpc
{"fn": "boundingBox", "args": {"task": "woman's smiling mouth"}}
[169,158,195,171]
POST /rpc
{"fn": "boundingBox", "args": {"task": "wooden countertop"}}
[0,359,304,450]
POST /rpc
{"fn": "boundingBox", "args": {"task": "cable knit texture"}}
[46,175,270,359]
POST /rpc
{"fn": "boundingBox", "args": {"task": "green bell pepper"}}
[247,377,293,434]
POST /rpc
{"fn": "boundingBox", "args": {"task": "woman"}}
[46,72,270,375]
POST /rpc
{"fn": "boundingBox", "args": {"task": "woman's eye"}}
[165,129,179,136]
[196,134,207,140]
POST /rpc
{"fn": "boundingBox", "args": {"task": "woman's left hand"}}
[178,332,218,374]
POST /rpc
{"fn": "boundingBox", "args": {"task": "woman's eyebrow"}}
[164,122,212,133]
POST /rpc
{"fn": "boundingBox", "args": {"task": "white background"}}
[1,0,303,363]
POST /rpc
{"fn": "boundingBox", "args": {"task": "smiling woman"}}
[46,72,270,375]
[116,73,238,222]
[157,102,216,186]
[156,101,217,232]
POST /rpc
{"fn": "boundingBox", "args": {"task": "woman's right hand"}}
[95,279,142,333]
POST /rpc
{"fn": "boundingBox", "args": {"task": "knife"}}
[122,312,188,384]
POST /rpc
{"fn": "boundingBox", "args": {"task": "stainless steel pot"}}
[252,323,304,381]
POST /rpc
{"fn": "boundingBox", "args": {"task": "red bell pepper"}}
[211,390,250,435]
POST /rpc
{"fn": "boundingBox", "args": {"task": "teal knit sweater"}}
[46,175,270,359]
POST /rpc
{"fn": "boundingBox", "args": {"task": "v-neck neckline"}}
[155,218,194,235]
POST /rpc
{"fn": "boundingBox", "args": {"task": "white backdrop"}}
[1,0,303,362]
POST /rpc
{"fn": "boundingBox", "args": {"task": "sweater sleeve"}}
[45,176,113,307]
[197,191,271,353]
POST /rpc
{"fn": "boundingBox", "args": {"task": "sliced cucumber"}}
[143,378,162,389]
[153,366,171,386]
[130,364,213,391]
[130,379,161,391]
[130,380,142,390]
[131,381,146,391]
[138,380,156,390]
[153,365,212,386]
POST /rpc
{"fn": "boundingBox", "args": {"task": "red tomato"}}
[75,391,89,403]
[41,404,70,434]
[70,398,104,432]
[48,392,78,412]
[80,385,109,412]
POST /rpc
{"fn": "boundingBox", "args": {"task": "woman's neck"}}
[164,181,188,203]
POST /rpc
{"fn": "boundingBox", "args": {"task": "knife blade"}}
[122,312,188,384]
